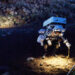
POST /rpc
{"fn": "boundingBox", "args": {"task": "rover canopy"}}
[43,17,67,27]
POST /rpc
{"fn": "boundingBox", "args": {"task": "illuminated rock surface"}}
[24,55,75,75]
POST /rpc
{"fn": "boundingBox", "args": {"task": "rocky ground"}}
[0,0,75,28]
[24,55,75,75]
